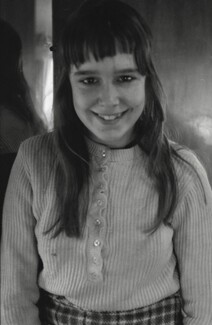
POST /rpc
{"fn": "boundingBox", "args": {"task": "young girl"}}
[1,0,212,324]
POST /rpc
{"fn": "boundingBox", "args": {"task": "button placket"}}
[94,148,108,166]
[93,256,99,264]
[102,150,106,158]
[99,184,105,193]
[87,243,103,281]
[97,148,109,174]
[86,147,110,282]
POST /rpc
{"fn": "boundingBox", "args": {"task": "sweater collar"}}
[86,137,146,162]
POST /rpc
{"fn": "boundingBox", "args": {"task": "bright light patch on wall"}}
[35,0,53,130]
[189,115,212,145]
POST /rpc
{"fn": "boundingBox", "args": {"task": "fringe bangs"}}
[62,7,145,68]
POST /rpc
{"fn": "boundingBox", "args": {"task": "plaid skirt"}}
[38,289,183,325]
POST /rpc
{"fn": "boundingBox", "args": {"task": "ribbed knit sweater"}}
[1,132,212,325]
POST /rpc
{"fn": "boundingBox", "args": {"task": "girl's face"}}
[69,52,145,148]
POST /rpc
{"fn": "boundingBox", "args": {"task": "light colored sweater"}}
[1,132,212,325]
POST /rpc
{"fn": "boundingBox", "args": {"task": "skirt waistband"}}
[38,289,183,325]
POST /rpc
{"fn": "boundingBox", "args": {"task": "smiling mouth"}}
[94,110,128,121]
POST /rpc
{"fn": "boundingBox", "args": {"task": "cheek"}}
[137,84,146,107]
[71,88,86,115]
[123,86,145,108]
[72,87,96,111]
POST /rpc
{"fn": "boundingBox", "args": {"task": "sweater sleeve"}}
[1,144,41,325]
[172,157,212,325]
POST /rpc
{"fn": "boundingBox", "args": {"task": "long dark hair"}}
[0,19,45,134]
[52,0,182,237]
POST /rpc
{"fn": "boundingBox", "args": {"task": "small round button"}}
[102,150,106,157]
[97,200,103,206]
[93,256,98,264]
[95,219,101,226]
[99,184,105,193]
[88,272,97,281]
[93,239,101,247]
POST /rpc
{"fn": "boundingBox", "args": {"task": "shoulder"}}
[170,141,211,201]
[170,141,207,177]
[18,132,58,169]
[20,131,55,151]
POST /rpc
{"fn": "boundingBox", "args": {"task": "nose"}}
[98,82,119,107]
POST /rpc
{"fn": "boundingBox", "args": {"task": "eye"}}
[117,75,135,83]
[80,77,98,85]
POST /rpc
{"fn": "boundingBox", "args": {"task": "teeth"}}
[97,113,122,120]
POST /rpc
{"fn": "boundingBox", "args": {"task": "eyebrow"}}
[73,68,139,76]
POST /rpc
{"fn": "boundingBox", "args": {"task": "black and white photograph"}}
[1,1,212,324]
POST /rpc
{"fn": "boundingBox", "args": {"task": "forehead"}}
[71,53,137,73]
